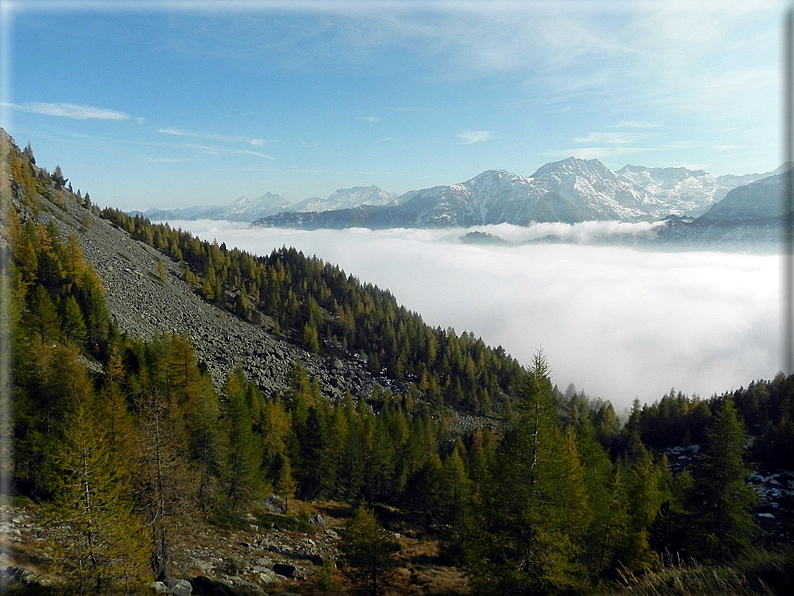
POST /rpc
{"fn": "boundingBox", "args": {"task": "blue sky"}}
[0,0,786,210]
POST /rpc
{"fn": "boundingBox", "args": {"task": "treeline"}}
[3,138,790,594]
[100,207,526,415]
[624,380,794,470]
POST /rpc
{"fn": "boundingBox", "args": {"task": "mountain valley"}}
[2,129,793,596]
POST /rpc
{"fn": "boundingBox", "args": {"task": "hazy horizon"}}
[168,220,782,412]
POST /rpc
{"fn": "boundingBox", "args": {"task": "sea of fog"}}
[169,220,783,412]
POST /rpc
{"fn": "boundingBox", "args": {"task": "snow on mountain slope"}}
[144,192,292,222]
[287,185,397,213]
[617,165,722,217]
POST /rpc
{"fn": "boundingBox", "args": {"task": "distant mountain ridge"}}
[697,169,790,221]
[134,157,785,229]
[285,185,398,213]
[140,192,292,222]
[255,158,786,229]
[136,186,397,223]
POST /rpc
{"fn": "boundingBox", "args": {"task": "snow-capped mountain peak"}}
[286,185,397,213]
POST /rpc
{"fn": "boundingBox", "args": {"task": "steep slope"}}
[4,167,374,398]
[530,157,646,220]
[4,126,524,422]
[698,170,788,221]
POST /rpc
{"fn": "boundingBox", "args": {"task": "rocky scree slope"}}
[20,188,377,400]
[17,180,496,433]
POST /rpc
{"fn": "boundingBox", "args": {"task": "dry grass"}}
[600,548,794,596]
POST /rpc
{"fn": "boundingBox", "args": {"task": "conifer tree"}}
[297,406,325,500]
[221,368,262,510]
[341,401,366,500]
[687,398,759,562]
[63,294,88,346]
[472,352,591,594]
[136,390,193,581]
[618,434,663,571]
[187,375,223,511]
[324,400,350,497]
[438,446,475,565]
[341,506,401,596]
[52,387,150,594]
[271,451,297,513]
[30,284,60,341]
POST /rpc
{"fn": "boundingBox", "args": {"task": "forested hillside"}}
[2,130,793,595]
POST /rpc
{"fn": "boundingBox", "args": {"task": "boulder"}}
[190,576,238,596]
[263,495,287,514]
[309,513,325,527]
[258,569,279,583]
[165,578,193,596]
[273,563,296,579]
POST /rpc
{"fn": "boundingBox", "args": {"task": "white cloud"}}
[184,143,276,160]
[143,156,190,164]
[573,131,647,145]
[5,101,129,120]
[168,221,781,411]
[457,130,493,144]
[659,141,695,150]
[356,116,380,122]
[159,127,269,147]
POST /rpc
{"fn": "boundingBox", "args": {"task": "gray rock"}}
[263,495,287,514]
[309,513,325,527]
[164,578,193,595]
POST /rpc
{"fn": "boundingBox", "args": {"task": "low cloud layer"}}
[173,221,782,412]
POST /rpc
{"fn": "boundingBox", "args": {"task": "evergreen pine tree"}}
[340,506,401,596]
[51,389,150,594]
[687,398,759,562]
[472,352,591,594]
[63,295,88,346]
[221,368,262,510]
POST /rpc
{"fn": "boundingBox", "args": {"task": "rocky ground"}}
[24,188,496,440]
[34,193,377,401]
[0,499,469,595]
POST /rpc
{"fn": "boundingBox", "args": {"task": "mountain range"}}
[138,185,398,223]
[137,191,293,222]
[286,185,398,213]
[254,158,790,230]
[133,157,790,241]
